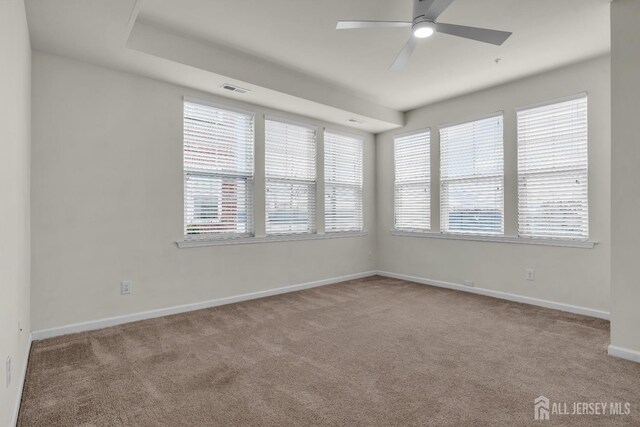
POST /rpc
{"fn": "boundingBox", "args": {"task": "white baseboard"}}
[32,271,377,341]
[608,345,640,363]
[12,333,32,427]
[376,271,610,320]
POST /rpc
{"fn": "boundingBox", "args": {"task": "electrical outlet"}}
[526,269,535,281]
[463,280,474,287]
[5,356,11,388]
[121,280,132,295]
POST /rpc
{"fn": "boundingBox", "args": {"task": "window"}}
[394,130,431,231]
[440,115,504,234]
[324,131,363,232]
[183,101,254,237]
[265,118,317,235]
[517,95,588,240]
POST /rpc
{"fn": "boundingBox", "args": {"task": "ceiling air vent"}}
[347,118,366,124]
[221,84,250,94]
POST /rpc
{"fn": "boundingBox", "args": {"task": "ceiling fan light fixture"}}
[412,21,435,38]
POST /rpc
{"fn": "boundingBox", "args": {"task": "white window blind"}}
[324,131,363,232]
[183,101,254,237]
[517,95,588,240]
[440,115,504,234]
[265,118,317,235]
[394,130,431,231]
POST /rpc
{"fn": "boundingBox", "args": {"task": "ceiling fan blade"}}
[425,0,455,21]
[336,20,411,30]
[390,36,417,71]
[436,22,512,45]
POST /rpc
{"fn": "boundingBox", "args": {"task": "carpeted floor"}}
[18,276,640,426]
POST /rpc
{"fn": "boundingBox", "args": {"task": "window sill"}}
[177,231,368,248]
[390,230,596,249]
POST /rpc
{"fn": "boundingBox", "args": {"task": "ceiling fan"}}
[336,0,512,70]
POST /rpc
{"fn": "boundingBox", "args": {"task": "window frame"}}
[393,128,431,232]
[516,93,589,241]
[439,113,505,236]
[264,116,318,236]
[178,99,370,248]
[182,98,256,240]
[324,129,364,233]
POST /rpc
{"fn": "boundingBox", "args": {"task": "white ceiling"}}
[25,0,610,133]
[139,0,610,110]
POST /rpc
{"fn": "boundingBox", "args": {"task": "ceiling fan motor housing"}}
[412,0,437,38]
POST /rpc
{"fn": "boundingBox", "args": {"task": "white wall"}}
[30,50,612,335]
[0,0,31,425]
[376,56,611,313]
[610,0,640,355]
[30,52,376,332]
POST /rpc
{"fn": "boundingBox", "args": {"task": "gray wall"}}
[376,56,611,312]
[0,0,31,424]
[610,0,640,354]
[31,52,376,331]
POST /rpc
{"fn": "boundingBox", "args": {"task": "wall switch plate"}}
[5,356,11,388]
[121,280,132,295]
[526,269,535,281]
[463,280,474,287]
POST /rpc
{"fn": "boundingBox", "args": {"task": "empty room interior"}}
[2,0,640,425]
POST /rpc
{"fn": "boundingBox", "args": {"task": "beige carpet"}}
[18,276,640,426]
